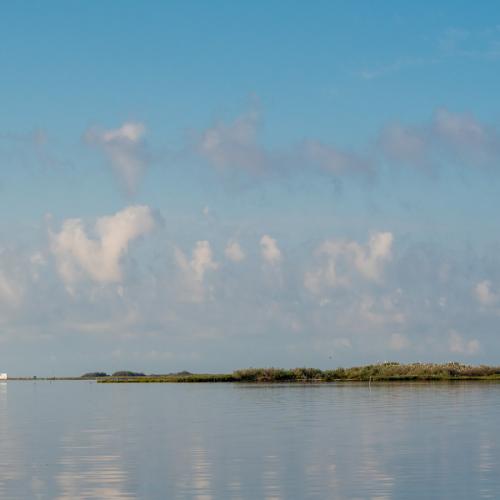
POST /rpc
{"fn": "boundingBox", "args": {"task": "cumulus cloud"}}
[260,235,281,265]
[448,330,480,355]
[474,280,499,307]
[224,240,245,262]
[84,122,150,194]
[175,241,218,302]
[50,205,156,287]
[3,215,500,370]
[304,232,393,294]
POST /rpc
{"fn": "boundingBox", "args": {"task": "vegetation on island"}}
[81,372,109,378]
[111,371,145,377]
[94,362,500,383]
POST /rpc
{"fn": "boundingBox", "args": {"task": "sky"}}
[1,1,500,375]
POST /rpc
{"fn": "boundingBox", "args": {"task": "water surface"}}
[0,381,499,499]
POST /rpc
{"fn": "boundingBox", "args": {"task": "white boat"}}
[0,373,7,380]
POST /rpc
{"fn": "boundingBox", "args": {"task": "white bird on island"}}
[0,374,7,380]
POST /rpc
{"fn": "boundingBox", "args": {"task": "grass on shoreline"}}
[96,362,500,383]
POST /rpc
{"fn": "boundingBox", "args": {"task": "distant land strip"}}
[87,363,500,383]
[8,363,500,383]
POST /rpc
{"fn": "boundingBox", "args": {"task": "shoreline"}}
[6,363,500,384]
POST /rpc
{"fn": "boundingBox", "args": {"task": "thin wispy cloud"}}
[194,103,500,184]
[358,25,500,82]
[379,108,500,170]
[84,122,151,195]
[359,56,437,80]
[196,107,270,175]
[194,105,372,180]
[439,25,500,59]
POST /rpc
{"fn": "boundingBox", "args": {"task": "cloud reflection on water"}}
[0,382,500,498]
[55,429,134,499]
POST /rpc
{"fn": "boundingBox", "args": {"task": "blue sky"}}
[1,1,500,374]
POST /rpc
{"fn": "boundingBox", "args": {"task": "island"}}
[92,362,500,383]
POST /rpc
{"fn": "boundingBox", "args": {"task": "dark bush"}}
[81,372,109,378]
[112,371,145,377]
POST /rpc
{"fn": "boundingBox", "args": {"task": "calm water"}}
[0,381,499,499]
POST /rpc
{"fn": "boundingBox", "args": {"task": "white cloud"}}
[84,121,149,194]
[50,205,155,287]
[101,122,145,143]
[175,241,218,302]
[224,240,245,262]
[305,232,393,293]
[355,232,393,280]
[474,280,498,306]
[260,235,281,265]
[190,241,218,280]
[449,330,480,355]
